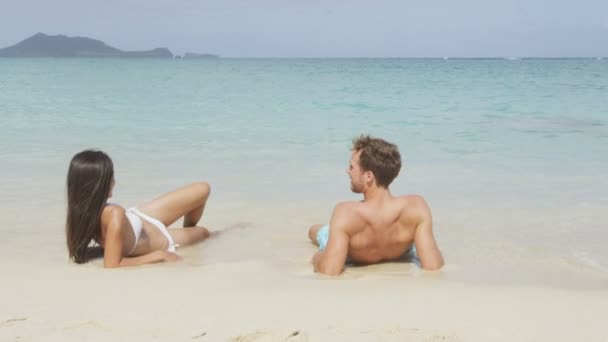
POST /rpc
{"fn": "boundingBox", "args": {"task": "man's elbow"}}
[314,261,344,276]
[420,257,444,271]
[316,267,343,276]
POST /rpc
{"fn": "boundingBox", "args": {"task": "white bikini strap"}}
[129,208,179,252]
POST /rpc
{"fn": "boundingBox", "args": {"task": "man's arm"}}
[413,198,444,270]
[313,203,353,276]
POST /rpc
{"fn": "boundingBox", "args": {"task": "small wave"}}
[514,117,606,137]
[331,102,394,113]
[572,251,608,274]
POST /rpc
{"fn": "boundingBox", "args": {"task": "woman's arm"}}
[115,250,180,267]
[102,206,179,268]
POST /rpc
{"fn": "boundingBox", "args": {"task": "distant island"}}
[0,33,216,59]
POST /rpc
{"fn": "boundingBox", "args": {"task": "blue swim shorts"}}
[316,224,330,251]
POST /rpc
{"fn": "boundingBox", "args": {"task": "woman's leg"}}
[138,182,210,227]
[137,182,211,249]
[167,226,211,247]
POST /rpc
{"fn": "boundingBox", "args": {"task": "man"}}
[309,135,444,275]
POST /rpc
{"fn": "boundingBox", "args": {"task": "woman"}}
[66,150,211,268]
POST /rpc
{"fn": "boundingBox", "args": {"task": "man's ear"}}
[364,170,375,184]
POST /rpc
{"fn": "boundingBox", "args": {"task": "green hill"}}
[0,33,173,58]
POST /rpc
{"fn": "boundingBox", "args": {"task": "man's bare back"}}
[339,194,427,264]
[309,135,444,275]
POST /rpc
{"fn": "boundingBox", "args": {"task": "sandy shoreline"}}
[1,199,607,341]
[2,258,607,341]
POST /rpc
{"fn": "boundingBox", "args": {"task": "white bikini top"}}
[106,201,144,254]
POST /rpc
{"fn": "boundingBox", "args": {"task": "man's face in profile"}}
[348,150,364,193]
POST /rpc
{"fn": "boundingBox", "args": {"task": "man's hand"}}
[311,251,323,265]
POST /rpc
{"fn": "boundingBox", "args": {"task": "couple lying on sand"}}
[66,135,444,275]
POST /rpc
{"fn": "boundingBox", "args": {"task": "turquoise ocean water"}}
[1,58,607,287]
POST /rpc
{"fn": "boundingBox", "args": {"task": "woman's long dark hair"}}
[66,150,114,263]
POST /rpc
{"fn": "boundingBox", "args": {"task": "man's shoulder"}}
[332,201,364,215]
[398,194,428,205]
[396,194,432,218]
[331,201,365,232]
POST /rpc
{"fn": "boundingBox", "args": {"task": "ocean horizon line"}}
[0,56,605,60]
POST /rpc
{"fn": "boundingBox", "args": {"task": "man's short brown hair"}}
[352,135,401,188]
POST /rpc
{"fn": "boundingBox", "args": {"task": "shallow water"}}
[1,58,607,289]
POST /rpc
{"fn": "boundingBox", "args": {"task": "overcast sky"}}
[1,0,607,57]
